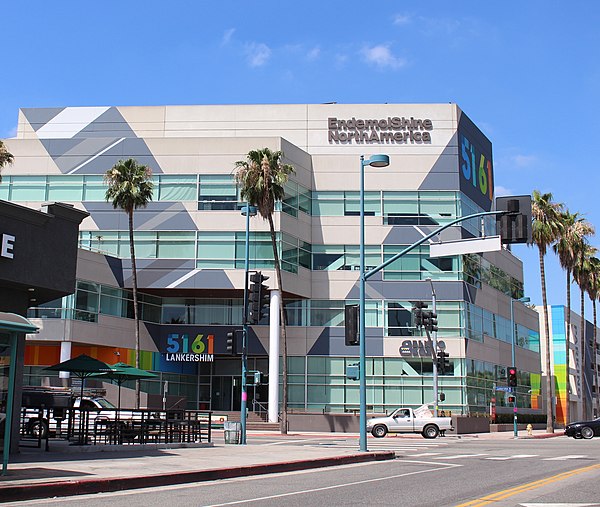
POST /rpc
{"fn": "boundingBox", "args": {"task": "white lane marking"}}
[409,452,443,457]
[67,137,126,174]
[204,462,463,506]
[486,454,538,460]
[520,504,600,506]
[433,453,488,459]
[542,455,588,461]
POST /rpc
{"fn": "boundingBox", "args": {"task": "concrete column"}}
[59,341,71,379]
[268,289,280,423]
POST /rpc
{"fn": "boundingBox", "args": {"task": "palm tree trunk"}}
[129,210,141,409]
[593,300,598,417]
[539,248,554,433]
[565,269,571,425]
[581,287,587,420]
[267,215,288,434]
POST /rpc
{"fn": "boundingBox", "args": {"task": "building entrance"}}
[210,375,268,412]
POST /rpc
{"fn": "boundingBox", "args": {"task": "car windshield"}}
[95,398,116,409]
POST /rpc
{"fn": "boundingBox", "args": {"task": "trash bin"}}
[223,421,241,444]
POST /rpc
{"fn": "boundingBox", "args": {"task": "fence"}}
[20,406,213,446]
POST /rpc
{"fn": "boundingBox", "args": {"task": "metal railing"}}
[20,406,212,446]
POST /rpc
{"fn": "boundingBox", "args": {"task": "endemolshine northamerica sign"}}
[328,116,433,144]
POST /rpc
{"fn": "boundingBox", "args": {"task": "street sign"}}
[496,386,513,392]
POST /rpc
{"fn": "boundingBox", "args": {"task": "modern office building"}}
[536,305,600,425]
[3,103,541,417]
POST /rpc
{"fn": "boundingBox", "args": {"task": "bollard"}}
[526,423,533,436]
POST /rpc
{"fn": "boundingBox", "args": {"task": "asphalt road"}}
[10,435,600,507]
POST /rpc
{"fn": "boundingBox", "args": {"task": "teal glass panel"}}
[11,176,46,201]
[159,175,197,201]
[157,231,195,258]
[47,176,84,201]
[83,176,106,201]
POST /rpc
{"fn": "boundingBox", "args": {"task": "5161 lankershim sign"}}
[328,116,433,144]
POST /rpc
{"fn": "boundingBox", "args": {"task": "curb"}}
[0,451,395,503]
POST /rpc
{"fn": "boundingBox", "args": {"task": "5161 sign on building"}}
[164,333,214,362]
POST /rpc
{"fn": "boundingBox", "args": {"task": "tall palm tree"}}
[573,242,597,420]
[234,148,295,434]
[104,159,154,409]
[553,211,594,424]
[586,256,600,418]
[531,190,563,433]
[0,140,14,182]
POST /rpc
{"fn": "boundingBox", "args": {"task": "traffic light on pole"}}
[437,350,450,374]
[345,305,359,346]
[248,271,270,324]
[424,311,438,333]
[412,301,428,328]
[508,367,517,387]
[226,331,236,356]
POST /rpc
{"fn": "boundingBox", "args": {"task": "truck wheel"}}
[371,425,388,438]
[422,425,439,439]
[29,420,49,439]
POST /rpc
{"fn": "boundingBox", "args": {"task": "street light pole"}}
[359,154,389,453]
[241,204,256,445]
[511,296,530,439]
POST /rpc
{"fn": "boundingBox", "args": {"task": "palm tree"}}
[104,159,154,409]
[586,256,600,418]
[0,140,14,182]
[573,242,597,420]
[531,190,563,433]
[553,211,594,424]
[234,148,295,434]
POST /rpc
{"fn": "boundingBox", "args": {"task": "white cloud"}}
[361,45,406,69]
[245,42,271,67]
[221,28,235,46]
[393,14,411,25]
[306,46,320,61]
[513,154,537,168]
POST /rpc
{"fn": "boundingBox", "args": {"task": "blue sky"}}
[2,1,599,314]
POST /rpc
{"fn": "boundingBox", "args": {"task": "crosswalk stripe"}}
[542,455,588,461]
[433,454,488,459]
[486,454,538,460]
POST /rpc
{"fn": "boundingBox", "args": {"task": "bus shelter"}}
[1,313,38,475]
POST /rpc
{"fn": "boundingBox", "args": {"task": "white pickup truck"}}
[367,406,453,439]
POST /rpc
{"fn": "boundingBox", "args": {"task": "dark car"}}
[564,417,600,439]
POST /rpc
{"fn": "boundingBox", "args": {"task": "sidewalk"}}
[0,429,562,503]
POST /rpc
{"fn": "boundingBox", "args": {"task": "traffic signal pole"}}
[428,279,439,417]
[241,205,251,445]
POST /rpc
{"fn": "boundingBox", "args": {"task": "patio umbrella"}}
[45,354,114,445]
[92,362,158,411]
[45,354,113,400]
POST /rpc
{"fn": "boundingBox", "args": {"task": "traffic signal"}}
[248,271,270,324]
[495,196,532,244]
[508,367,517,387]
[412,301,428,328]
[507,395,516,404]
[345,305,359,346]
[437,350,450,374]
[423,311,438,333]
[226,331,236,355]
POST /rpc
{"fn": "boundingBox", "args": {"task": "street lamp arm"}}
[364,210,506,281]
